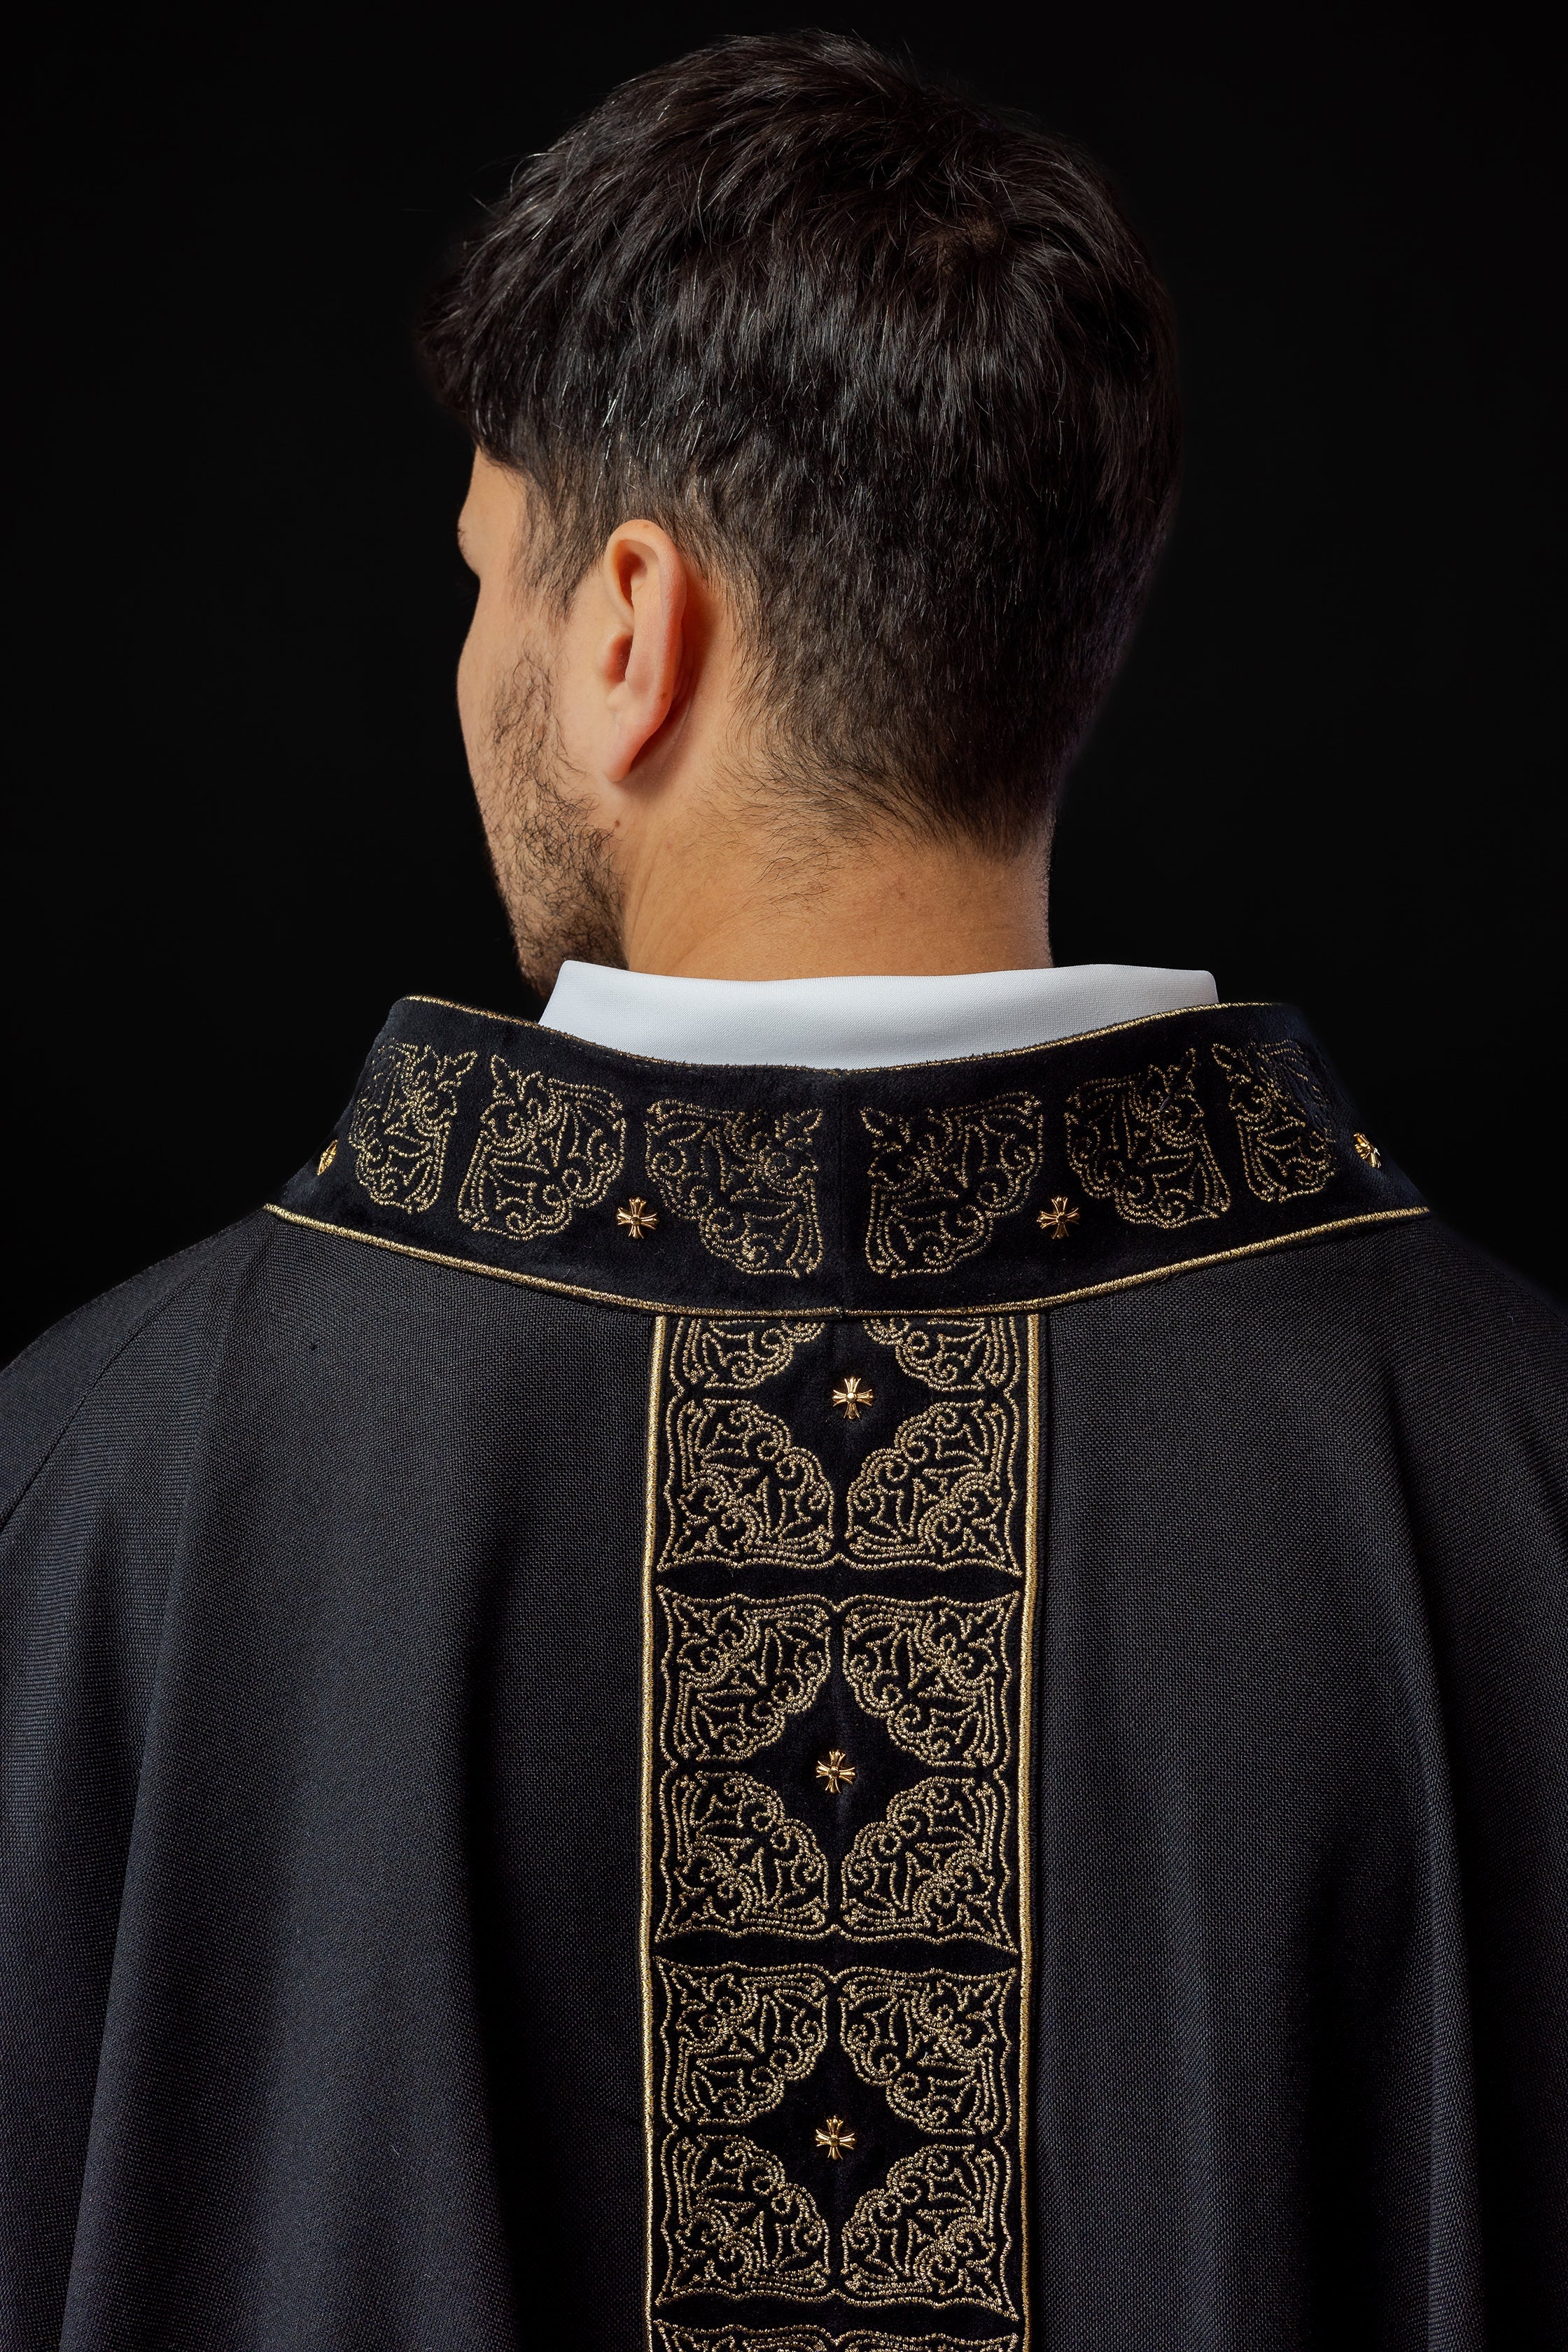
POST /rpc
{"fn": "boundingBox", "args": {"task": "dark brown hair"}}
[423,31,1181,850]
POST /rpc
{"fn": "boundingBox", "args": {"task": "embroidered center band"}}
[641,1312,1040,2346]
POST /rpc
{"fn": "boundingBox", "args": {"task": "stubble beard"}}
[477,650,625,997]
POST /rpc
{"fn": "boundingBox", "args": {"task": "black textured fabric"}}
[4,1220,652,2350]
[1,1005,1564,2352]
[1037,1228,1568,2348]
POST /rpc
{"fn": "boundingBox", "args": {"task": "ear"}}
[595,521,692,783]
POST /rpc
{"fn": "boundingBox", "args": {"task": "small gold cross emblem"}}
[815,2115,855,2160]
[317,1139,338,1174]
[832,1376,874,1420]
[816,1749,855,1793]
[617,1196,659,1238]
[1037,1195,1080,1242]
[1352,1133,1382,1169]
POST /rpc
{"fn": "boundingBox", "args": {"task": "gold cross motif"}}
[832,1375,874,1420]
[616,1196,659,1239]
[1037,1194,1080,1242]
[815,2115,856,2160]
[816,1749,856,1794]
[317,1139,338,1175]
[1352,1133,1382,1168]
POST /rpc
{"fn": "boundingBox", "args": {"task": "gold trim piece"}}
[642,1317,666,2352]
[265,1201,1429,1320]
[1018,1315,1040,2351]
[405,990,1277,1077]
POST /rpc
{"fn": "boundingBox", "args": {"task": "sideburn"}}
[481,652,626,995]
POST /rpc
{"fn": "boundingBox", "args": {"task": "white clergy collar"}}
[539,960,1218,1070]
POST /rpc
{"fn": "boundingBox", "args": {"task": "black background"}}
[8,4,1560,1366]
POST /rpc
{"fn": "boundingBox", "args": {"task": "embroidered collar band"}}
[273,994,1425,1317]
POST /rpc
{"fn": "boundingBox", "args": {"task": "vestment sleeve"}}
[0,1251,222,2337]
[1390,1240,1568,2334]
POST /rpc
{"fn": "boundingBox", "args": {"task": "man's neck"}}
[614,817,1054,979]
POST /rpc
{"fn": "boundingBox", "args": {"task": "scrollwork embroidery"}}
[862,1317,1016,1390]
[1211,1039,1336,1203]
[862,1094,1043,1278]
[840,1777,1011,1946]
[1064,1044,1231,1231]
[662,1399,835,1573]
[647,1103,825,1278]
[657,2332,1019,2352]
[346,1041,475,1214]
[660,1770,830,1940]
[841,2144,1014,2315]
[839,1966,1012,2136]
[841,1597,1013,1768]
[648,1309,1031,2335]
[846,1401,1018,1575]
[660,1963,831,2126]
[454,1056,625,1239]
[662,2135,830,2303]
[673,1319,827,1392]
[662,1594,832,1761]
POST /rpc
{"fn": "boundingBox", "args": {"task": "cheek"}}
[456,561,520,773]
[456,603,489,764]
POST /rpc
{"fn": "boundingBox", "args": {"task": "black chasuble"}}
[3,996,1564,2351]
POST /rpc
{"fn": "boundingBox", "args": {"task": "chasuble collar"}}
[272,994,1425,1316]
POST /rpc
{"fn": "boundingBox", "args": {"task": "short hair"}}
[422,31,1181,852]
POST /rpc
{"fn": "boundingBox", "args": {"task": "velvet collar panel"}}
[273,993,1425,1316]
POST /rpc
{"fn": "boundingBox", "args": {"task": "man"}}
[2,30,1562,2351]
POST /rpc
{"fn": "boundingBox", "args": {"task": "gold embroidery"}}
[1017,1315,1040,2352]
[862,1093,1043,1277]
[659,1318,1022,1577]
[455,1056,626,1240]
[846,1401,1018,1575]
[659,1771,830,1939]
[1065,1044,1231,1230]
[862,1318,1014,1390]
[646,1313,1035,2333]
[662,1594,832,1761]
[662,1400,835,1573]
[662,2134,830,2302]
[657,2329,1019,2352]
[839,1967,1012,2136]
[842,2145,1015,2315]
[841,1597,1013,1768]
[659,1962,830,2125]
[647,1103,825,1278]
[644,1321,665,2320]
[1211,1040,1336,1203]
[673,1320,825,1390]
[346,1041,475,1214]
[841,1777,1011,1946]
[1036,1194,1079,1241]
[836,2335,1018,2352]
[270,1198,1430,1319]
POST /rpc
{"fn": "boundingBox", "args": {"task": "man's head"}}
[426,31,1180,991]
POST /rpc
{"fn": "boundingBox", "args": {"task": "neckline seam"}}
[405,991,1273,1077]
